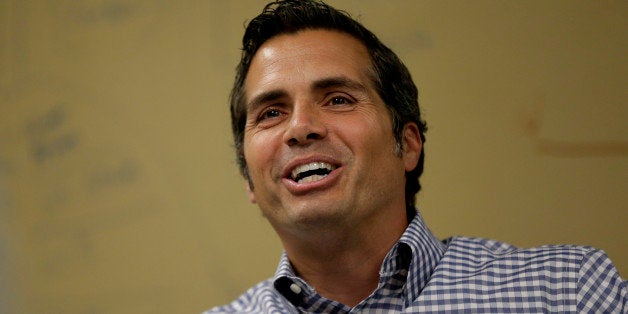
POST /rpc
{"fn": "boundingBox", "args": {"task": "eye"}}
[259,108,283,121]
[329,96,353,106]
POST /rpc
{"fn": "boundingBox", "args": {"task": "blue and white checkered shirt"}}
[205,212,627,313]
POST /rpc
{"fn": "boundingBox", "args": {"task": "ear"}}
[402,123,422,172]
[245,180,257,204]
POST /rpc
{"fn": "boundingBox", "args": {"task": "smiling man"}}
[205,1,626,313]
[242,29,420,307]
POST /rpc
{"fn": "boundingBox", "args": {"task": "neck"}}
[277,210,408,307]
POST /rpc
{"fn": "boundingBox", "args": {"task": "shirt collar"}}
[396,210,447,301]
[272,210,446,308]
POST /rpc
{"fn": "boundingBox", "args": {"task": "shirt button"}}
[289,283,302,294]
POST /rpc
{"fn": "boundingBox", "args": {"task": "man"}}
[206,0,626,312]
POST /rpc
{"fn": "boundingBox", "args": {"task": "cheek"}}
[345,116,395,150]
[242,137,259,176]
[243,132,280,175]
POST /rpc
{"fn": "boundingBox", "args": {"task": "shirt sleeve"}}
[577,249,627,313]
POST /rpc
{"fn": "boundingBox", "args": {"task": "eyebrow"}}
[246,76,368,111]
[311,76,368,93]
[247,89,288,112]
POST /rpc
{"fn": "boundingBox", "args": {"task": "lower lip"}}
[282,167,343,195]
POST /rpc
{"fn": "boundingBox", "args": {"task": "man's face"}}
[242,29,420,234]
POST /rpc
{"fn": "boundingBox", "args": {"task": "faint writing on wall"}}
[25,104,78,163]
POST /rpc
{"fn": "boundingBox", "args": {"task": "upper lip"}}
[282,156,341,181]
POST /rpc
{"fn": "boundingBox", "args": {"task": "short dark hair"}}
[230,0,427,219]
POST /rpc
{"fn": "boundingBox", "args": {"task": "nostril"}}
[287,137,299,146]
[286,132,323,146]
[306,132,322,140]
[283,114,327,145]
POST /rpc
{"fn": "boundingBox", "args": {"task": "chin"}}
[285,205,348,230]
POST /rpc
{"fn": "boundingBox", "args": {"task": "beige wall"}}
[0,1,625,313]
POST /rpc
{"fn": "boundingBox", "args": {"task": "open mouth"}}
[290,162,338,184]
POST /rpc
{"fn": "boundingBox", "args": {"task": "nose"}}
[283,103,327,146]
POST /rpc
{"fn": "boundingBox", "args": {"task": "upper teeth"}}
[291,162,336,182]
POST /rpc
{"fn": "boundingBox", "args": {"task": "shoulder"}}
[202,279,295,314]
[575,248,627,312]
[441,236,610,275]
[443,236,602,263]
[434,237,626,312]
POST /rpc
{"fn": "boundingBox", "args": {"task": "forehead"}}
[244,29,374,103]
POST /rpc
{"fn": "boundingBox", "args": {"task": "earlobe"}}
[402,123,422,172]
[245,181,257,204]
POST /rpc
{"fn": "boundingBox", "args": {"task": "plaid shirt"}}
[205,212,627,313]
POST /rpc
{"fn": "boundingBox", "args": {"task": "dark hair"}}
[231,0,427,220]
